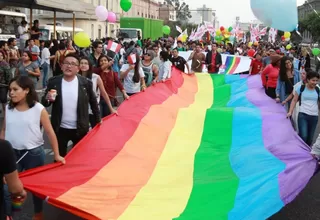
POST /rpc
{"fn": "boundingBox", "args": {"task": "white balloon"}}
[250,0,298,31]
[95,5,108,21]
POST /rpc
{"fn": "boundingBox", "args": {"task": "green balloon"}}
[228,26,233,32]
[162,25,171,35]
[120,0,132,12]
[312,48,320,56]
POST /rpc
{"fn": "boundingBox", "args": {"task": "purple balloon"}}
[107,12,116,23]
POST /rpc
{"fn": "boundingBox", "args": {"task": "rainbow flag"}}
[223,56,241,74]
[20,69,316,220]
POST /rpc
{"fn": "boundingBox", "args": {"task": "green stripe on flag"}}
[175,74,239,220]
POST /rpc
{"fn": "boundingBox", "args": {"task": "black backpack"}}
[298,85,320,109]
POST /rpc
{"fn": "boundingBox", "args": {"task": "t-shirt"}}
[295,85,320,116]
[191,52,205,72]
[261,64,279,88]
[250,59,263,75]
[120,64,145,94]
[31,26,40,40]
[0,140,17,220]
[170,56,186,72]
[17,61,39,86]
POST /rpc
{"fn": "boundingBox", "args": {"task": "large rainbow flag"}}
[20,69,316,220]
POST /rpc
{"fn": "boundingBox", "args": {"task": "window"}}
[0,14,26,36]
[138,12,139,15]
[98,25,102,39]
[142,13,143,17]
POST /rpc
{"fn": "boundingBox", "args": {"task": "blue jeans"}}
[298,112,318,146]
[4,146,45,215]
[41,62,49,88]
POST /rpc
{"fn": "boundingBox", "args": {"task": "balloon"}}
[220,26,225,31]
[216,30,221,36]
[285,37,290,42]
[281,36,285,41]
[181,35,187,42]
[229,36,235,42]
[162,25,171,35]
[224,34,230,39]
[120,0,132,12]
[74,32,91,48]
[250,0,298,31]
[254,41,259,46]
[286,44,292,50]
[312,48,320,56]
[284,31,291,38]
[95,5,108,21]
[248,49,255,57]
[228,26,233,32]
[248,42,253,47]
[107,11,116,23]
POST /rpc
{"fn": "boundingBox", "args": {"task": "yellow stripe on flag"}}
[119,73,214,220]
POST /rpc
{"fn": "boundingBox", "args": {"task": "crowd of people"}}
[0,30,320,220]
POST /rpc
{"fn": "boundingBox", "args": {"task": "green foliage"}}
[299,12,320,42]
[164,0,192,21]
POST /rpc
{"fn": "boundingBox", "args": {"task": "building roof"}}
[0,0,95,15]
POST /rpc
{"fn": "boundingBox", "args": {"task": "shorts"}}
[0,86,8,103]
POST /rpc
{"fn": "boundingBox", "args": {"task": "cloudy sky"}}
[183,0,306,26]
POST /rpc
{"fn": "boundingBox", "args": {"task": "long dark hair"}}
[97,54,112,70]
[8,76,38,109]
[79,57,93,80]
[279,56,293,82]
[132,54,141,83]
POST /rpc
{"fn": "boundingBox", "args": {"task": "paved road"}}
[7,68,320,220]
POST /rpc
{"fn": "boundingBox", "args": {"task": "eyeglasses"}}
[63,62,79,67]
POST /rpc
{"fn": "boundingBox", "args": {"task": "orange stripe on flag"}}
[55,73,198,219]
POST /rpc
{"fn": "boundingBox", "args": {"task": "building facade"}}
[196,4,214,23]
[158,2,176,22]
[189,12,202,25]
[298,0,320,43]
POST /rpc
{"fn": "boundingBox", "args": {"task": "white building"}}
[189,12,202,25]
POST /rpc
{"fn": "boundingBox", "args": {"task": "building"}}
[298,0,320,43]
[106,0,122,38]
[189,12,202,25]
[122,0,159,19]
[158,2,176,22]
[196,4,214,23]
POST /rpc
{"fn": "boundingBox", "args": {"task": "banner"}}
[178,51,252,74]
[19,70,316,220]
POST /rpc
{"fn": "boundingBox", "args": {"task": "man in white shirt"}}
[17,20,29,52]
[42,54,101,156]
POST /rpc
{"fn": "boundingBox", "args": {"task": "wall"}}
[122,0,160,19]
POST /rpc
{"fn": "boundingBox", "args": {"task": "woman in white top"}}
[120,53,146,96]
[40,41,51,89]
[78,57,117,128]
[156,50,171,82]
[0,75,65,220]
[287,70,320,146]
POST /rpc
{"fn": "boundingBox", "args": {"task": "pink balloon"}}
[107,12,116,23]
[95,5,108,21]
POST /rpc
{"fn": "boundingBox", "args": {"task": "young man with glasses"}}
[41,54,101,157]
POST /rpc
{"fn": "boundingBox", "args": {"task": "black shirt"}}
[0,140,17,220]
[31,26,40,40]
[285,77,294,95]
[170,56,187,72]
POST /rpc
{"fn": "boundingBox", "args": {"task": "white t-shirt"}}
[5,102,44,150]
[120,64,145,94]
[295,84,320,116]
[158,61,172,81]
[61,77,79,129]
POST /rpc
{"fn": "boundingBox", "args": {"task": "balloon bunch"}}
[214,26,235,45]
[177,34,188,42]
[95,5,117,23]
[281,32,291,42]
[247,41,259,48]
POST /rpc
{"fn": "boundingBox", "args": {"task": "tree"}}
[164,0,192,21]
[299,12,320,42]
[165,20,197,37]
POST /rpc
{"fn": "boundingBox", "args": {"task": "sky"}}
[183,0,306,26]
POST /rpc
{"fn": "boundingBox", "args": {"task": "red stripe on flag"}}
[20,70,185,199]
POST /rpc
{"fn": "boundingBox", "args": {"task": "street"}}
[5,71,320,220]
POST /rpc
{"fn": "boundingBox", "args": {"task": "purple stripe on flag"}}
[245,75,317,204]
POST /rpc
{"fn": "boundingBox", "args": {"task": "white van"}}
[39,25,83,41]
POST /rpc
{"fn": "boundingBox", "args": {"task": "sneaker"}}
[32,212,43,220]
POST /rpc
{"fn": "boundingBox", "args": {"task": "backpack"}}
[298,85,320,109]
